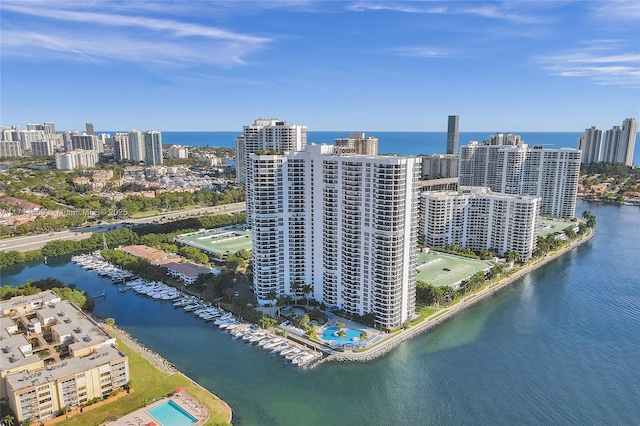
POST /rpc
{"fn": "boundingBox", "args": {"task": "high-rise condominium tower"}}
[85,123,95,136]
[128,130,145,163]
[248,144,421,330]
[235,118,307,184]
[447,115,459,154]
[459,135,581,218]
[420,187,540,261]
[113,133,130,162]
[577,126,603,164]
[602,118,637,166]
[237,119,307,223]
[144,131,163,165]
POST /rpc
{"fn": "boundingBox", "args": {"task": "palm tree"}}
[301,284,313,305]
[290,281,301,301]
[358,331,368,342]
[266,290,277,317]
[336,328,347,341]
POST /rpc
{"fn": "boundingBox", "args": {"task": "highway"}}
[0,202,246,252]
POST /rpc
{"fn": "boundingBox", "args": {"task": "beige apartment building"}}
[1,291,129,423]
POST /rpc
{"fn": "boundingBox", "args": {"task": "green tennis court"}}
[176,226,253,255]
[416,252,492,287]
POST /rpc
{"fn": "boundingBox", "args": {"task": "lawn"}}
[61,335,231,426]
[409,304,439,325]
[177,227,253,255]
[416,252,492,287]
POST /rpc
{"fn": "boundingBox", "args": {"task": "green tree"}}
[266,290,277,317]
[359,331,369,342]
[336,328,347,341]
[3,414,15,426]
[105,318,116,328]
[301,284,313,305]
[298,314,310,330]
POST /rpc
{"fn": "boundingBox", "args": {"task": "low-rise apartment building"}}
[0,291,129,423]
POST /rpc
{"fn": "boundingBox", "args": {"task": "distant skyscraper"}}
[44,122,56,135]
[235,118,307,184]
[602,118,637,166]
[446,115,459,154]
[70,134,97,151]
[144,131,163,165]
[419,154,459,178]
[577,126,603,164]
[334,133,378,155]
[113,133,131,162]
[31,140,53,156]
[459,135,581,218]
[237,118,307,224]
[128,130,145,162]
[0,141,22,158]
[85,123,95,136]
[27,123,44,131]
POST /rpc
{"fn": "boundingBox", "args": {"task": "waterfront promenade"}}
[312,227,596,366]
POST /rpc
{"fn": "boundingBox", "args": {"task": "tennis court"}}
[416,252,492,287]
[175,226,252,255]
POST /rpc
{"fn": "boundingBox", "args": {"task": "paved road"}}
[0,202,246,252]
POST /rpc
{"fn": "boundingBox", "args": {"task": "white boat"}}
[285,349,303,360]
[262,338,283,350]
[279,346,297,356]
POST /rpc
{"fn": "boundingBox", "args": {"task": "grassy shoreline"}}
[60,330,232,426]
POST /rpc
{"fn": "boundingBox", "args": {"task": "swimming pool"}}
[321,327,367,345]
[147,400,198,426]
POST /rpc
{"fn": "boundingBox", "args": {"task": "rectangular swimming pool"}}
[147,400,198,426]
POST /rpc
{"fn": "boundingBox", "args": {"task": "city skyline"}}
[1,1,639,132]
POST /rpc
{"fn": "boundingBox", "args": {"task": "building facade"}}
[577,126,603,164]
[334,133,378,155]
[144,131,163,165]
[55,150,99,170]
[249,144,420,329]
[602,118,637,166]
[446,115,459,154]
[70,134,97,152]
[0,140,22,157]
[235,118,307,185]
[30,140,54,156]
[168,145,189,159]
[459,135,581,218]
[1,291,129,423]
[420,187,540,260]
[420,154,459,179]
[113,133,130,162]
[128,130,145,163]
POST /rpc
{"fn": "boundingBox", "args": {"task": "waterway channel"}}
[2,201,639,425]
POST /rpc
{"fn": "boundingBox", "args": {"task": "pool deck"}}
[103,391,208,426]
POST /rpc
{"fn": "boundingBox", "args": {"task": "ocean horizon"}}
[145,131,638,164]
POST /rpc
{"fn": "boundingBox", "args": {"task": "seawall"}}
[311,228,595,367]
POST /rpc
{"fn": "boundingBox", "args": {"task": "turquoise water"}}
[147,400,197,426]
[2,201,639,425]
[321,327,366,345]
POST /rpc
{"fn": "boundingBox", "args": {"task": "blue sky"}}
[1,1,639,132]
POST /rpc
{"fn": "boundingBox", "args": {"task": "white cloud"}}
[391,47,451,58]
[0,1,271,66]
[536,43,640,88]
[590,0,640,21]
[2,30,256,66]
[346,1,549,23]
